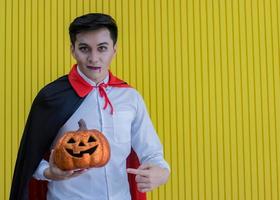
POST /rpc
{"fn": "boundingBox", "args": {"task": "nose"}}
[79,141,86,146]
[88,51,99,64]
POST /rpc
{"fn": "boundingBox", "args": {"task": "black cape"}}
[10,75,84,200]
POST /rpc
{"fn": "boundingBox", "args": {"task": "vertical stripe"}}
[0,0,6,199]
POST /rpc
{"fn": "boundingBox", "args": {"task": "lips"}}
[87,66,101,71]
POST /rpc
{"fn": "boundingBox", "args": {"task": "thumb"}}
[49,149,55,166]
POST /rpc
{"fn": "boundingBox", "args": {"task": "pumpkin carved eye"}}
[88,136,96,142]
[67,138,76,144]
[53,119,111,170]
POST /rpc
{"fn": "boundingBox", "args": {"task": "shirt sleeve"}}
[33,159,52,181]
[131,92,170,171]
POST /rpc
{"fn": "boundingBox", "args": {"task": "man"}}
[10,13,170,200]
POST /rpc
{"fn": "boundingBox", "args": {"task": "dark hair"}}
[69,13,118,45]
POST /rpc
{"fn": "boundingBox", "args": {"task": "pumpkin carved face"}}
[53,119,110,170]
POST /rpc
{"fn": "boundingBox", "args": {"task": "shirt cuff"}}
[33,159,52,182]
[155,160,171,172]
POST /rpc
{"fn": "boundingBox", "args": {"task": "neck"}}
[77,66,109,86]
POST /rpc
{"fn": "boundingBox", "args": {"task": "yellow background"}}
[1,0,280,199]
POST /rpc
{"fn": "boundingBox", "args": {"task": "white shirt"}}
[33,67,170,200]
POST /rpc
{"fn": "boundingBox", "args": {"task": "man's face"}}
[71,28,117,83]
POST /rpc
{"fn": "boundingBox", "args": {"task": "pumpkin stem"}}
[78,119,88,131]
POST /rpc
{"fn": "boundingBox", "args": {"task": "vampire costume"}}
[10,64,146,200]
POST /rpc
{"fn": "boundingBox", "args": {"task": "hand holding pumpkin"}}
[43,119,111,181]
[43,150,88,181]
[126,163,170,192]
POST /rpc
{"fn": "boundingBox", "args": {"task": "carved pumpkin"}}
[53,119,110,170]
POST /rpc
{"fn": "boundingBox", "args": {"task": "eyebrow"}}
[97,42,109,46]
[78,42,109,46]
[78,43,90,46]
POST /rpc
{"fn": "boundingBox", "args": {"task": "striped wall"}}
[1,0,280,199]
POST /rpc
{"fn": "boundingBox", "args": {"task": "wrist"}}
[43,167,53,182]
[43,167,53,181]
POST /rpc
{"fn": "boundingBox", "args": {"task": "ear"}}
[113,43,117,56]
[70,44,76,59]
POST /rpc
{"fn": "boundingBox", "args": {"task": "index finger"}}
[126,168,149,176]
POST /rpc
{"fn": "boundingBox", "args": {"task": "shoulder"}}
[40,75,70,94]
[35,75,74,103]
[110,87,146,112]
[111,86,142,99]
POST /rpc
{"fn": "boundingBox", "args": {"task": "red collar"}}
[68,64,131,114]
[68,64,130,97]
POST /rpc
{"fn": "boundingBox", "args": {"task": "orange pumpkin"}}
[53,119,110,170]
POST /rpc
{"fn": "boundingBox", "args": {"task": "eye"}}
[98,46,108,52]
[67,138,76,144]
[88,136,96,142]
[79,46,89,53]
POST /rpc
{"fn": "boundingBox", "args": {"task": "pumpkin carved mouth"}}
[65,145,98,158]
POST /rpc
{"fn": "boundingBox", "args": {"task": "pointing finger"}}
[138,163,153,170]
[126,168,149,177]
